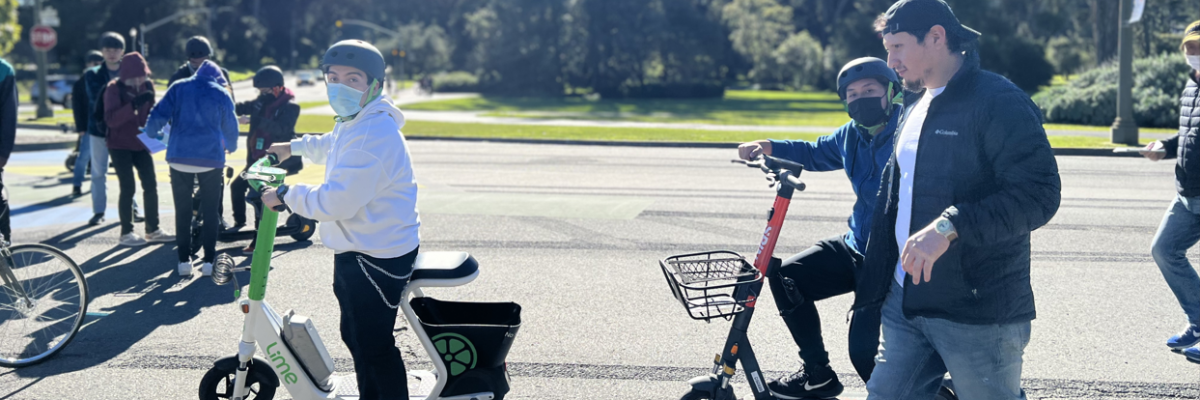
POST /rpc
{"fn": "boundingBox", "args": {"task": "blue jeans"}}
[88,135,137,216]
[71,133,91,188]
[866,281,1029,400]
[1151,194,1200,327]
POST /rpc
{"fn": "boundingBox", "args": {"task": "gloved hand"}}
[132,92,155,109]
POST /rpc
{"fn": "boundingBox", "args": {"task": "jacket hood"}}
[349,95,405,129]
[195,60,227,86]
[118,52,150,81]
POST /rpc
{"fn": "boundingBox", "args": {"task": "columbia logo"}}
[935,129,959,136]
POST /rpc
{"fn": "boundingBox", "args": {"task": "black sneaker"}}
[767,364,842,400]
[71,185,82,198]
[87,213,105,226]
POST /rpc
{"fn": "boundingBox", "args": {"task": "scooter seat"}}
[411,252,479,282]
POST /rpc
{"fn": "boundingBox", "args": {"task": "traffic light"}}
[399,50,406,58]
[335,20,343,28]
[392,49,399,56]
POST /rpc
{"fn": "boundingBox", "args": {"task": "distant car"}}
[29,75,78,108]
[297,71,316,86]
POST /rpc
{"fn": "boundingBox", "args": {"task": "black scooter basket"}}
[410,297,522,400]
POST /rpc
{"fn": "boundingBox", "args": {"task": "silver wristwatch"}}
[934,217,958,242]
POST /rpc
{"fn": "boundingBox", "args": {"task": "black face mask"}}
[257,92,277,102]
[847,96,888,127]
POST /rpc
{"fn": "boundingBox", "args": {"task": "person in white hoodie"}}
[262,40,418,400]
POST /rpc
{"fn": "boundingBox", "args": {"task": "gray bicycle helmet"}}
[99,32,125,50]
[253,66,285,88]
[836,57,901,101]
[186,36,213,59]
[321,40,386,82]
[85,50,104,64]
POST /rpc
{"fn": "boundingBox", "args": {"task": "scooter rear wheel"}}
[199,359,278,400]
[286,214,316,242]
[680,387,735,400]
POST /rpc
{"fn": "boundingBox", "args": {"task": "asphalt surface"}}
[0,142,1198,399]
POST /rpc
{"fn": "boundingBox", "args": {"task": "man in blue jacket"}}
[736,57,903,399]
[856,1,1061,399]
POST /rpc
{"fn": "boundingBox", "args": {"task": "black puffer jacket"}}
[1161,71,1200,196]
[850,56,1062,325]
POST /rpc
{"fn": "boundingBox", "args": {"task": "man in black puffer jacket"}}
[1142,20,1200,362]
[855,1,1061,399]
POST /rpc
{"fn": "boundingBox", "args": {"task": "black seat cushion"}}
[411,252,479,281]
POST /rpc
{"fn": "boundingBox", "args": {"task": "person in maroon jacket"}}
[103,53,173,247]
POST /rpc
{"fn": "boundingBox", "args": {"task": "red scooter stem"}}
[752,194,791,276]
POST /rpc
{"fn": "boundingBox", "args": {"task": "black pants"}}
[768,235,881,383]
[0,169,10,241]
[229,163,261,228]
[171,168,221,263]
[333,248,418,400]
[110,149,159,235]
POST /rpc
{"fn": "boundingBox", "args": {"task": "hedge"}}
[1033,53,1190,128]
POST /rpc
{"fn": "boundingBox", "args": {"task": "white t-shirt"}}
[894,87,946,285]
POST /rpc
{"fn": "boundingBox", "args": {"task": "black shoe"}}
[767,364,843,400]
[71,185,82,198]
[87,213,105,226]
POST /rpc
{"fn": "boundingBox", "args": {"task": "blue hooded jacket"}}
[768,104,901,254]
[144,60,239,169]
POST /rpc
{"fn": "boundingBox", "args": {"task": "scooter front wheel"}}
[199,359,278,400]
[680,387,735,400]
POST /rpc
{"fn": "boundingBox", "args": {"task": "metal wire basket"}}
[659,250,762,321]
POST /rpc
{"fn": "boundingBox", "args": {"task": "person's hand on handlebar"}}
[266,143,292,162]
[738,140,773,161]
[1142,140,1166,161]
[261,186,283,211]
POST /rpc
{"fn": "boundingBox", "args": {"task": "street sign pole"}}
[32,0,51,119]
[1111,0,1139,146]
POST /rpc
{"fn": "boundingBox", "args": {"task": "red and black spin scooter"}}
[659,155,957,400]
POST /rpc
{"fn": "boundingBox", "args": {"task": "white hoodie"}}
[284,95,420,259]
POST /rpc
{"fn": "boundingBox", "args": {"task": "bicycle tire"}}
[0,244,88,368]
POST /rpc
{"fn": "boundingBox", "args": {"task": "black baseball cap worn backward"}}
[881,0,981,40]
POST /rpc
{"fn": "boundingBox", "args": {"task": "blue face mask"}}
[327,83,365,118]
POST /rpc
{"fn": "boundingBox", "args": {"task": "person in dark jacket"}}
[69,50,104,198]
[230,66,300,254]
[144,60,239,277]
[167,36,233,99]
[857,1,1061,399]
[103,53,173,247]
[735,57,902,399]
[84,32,140,226]
[1143,20,1200,362]
[0,58,17,244]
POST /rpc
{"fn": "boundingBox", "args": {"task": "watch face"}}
[937,219,950,232]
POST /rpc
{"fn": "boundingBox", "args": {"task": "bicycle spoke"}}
[0,247,83,366]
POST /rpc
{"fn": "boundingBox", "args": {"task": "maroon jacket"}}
[105,53,154,151]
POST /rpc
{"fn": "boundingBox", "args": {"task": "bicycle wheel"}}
[0,244,88,367]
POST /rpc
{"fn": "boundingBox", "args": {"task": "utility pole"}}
[32,0,51,119]
[1110,0,1138,146]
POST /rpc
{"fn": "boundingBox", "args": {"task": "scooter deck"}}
[331,370,439,399]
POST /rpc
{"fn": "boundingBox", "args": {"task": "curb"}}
[13,140,74,152]
[17,123,67,132]
[400,135,1143,157]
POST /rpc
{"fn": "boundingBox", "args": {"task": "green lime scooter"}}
[199,156,523,400]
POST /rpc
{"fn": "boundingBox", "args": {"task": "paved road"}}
[0,142,1197,399]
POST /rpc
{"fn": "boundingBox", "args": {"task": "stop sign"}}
[31,25,56,52]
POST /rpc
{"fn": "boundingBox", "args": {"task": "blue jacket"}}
[851,56,1061,325]
[84,64,117,138]
[144,61,239,169]
[769,104,901,254]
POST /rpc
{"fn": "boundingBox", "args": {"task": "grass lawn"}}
[289,114,1149,149]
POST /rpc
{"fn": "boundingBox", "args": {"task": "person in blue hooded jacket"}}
[734,57,903,399]
[144,60,239,277]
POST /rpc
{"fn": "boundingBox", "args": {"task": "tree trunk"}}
[1090,0,1119,64]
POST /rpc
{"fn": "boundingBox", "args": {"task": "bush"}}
[1033,53,1189,128]
[596,83,725,99]
[432,71,480,92]
[980,35,1054,92]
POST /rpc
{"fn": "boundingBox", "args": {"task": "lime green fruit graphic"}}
[432,333,477,376]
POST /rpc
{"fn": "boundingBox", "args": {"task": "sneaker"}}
[200,262,213,277]
[767,364,843,400]
[134,212,145,223]
[177,262,192,277]
[242,243,255,255]
[87,213,105,226]
[71,185,82,198]
[118,233,147,247]
[145,229,175,243]
[1184,346,1200,363]
[1168,325,1200,349]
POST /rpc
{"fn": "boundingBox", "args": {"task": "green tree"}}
[773,30,823,89]
[722,0,793,85]
[0,0,18,57]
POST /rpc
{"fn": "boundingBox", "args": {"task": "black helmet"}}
[836,57,901,101]
[321,40,386,82]
[85,50,104,64]
[99,32,125,50]
[253,66,285,88]
[186,36,213,59]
